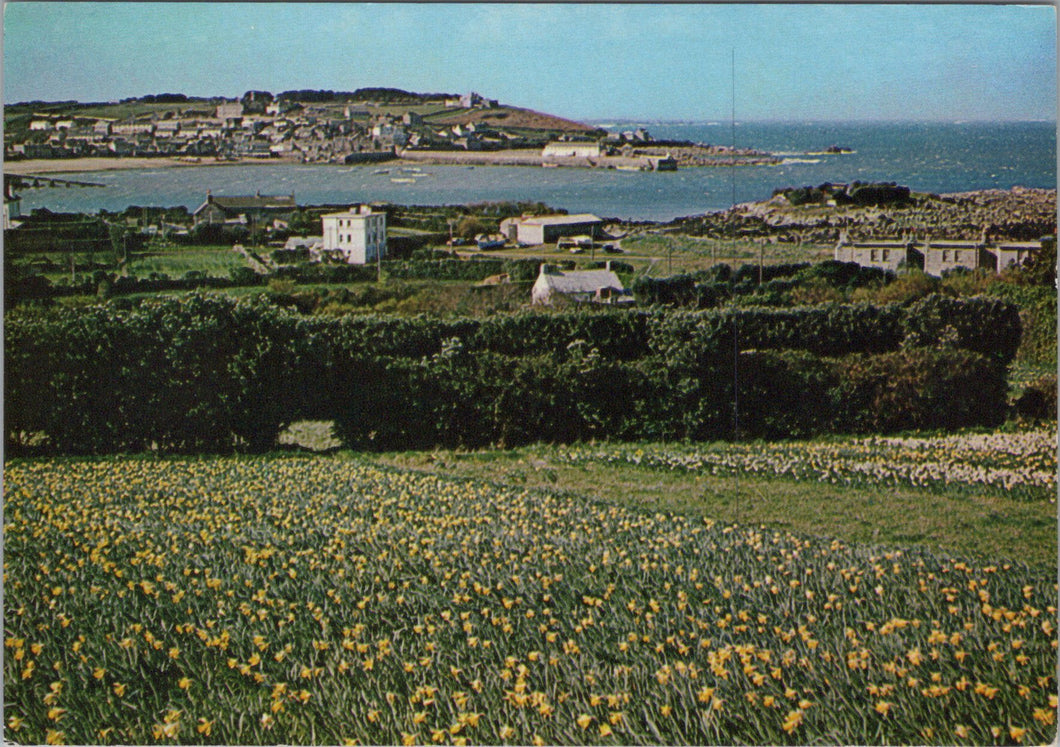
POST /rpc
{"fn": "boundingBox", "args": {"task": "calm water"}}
[16,121,1056,222]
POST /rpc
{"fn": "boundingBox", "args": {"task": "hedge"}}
[5,293,1019,454]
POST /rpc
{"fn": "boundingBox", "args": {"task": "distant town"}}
[4,88,775,170]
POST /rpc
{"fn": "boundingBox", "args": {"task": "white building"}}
[531,263,631,305]
[542,141,603,159]
[321,205,387,264]
[510,213,603,246]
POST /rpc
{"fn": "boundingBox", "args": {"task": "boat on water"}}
[807,145,856,156]
[372,169,390,175]
[390,177,417,184]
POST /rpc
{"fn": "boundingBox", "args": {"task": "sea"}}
[14,121,1057,223]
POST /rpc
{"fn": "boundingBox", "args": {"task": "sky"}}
[3,2,1056,122]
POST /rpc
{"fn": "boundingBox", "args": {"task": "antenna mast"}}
[730,48,740,524]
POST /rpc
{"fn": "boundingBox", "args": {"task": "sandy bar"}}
[3,156,291,175]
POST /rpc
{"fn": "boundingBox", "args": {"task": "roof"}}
[846,241,910,248]
[209,194,296,210]
[536,267,625,295]
[925,240,983,249]
[194,193,297,215]
[322,207,382,219]
[519,213,602,227]
[284,236,323,250]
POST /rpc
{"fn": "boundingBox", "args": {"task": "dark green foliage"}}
[785,186,826,206]
[901,294,1021,365]
[271,247,312,264]
[4,210,112,253]
[831,348,1009,432]
[736,350,838,439]
[848,182,911,206]
[632,261,890,308]
[1014,375,1058,421]
[5,294,1019,454]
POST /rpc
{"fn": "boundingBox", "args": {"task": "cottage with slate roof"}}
[193,191,298,227]
[531,263,632,305]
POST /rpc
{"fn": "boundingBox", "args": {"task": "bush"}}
[832,347,1008,433]
[1013,375,1058,421]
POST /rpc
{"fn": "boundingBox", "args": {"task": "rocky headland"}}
[663,186,1057,245]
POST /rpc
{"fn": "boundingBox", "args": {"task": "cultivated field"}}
[4,438,1056,745]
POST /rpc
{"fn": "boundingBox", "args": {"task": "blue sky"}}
[3,3,1056,121]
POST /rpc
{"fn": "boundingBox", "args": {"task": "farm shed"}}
[514,213,603,246]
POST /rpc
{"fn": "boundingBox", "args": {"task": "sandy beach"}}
[3,156,290,175]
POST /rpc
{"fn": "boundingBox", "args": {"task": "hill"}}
[425,105,600,134]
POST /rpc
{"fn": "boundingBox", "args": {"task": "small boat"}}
[372,169,390,174]
[390,177,416,184]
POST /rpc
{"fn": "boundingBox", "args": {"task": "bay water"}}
[15,121,1056,222]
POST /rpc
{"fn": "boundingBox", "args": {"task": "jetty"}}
[4,173,104,190]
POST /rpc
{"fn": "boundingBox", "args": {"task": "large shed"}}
[515,214,603,246]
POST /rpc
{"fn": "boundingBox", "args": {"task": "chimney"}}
[206,189,213,203]
[605,260,612,271]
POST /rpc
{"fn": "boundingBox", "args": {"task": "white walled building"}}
[321,205,387,264]
[542,141,603,159]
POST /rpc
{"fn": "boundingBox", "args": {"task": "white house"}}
[531,263,631,305]
[321,205,387,264]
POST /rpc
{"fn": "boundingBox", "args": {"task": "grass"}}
[478,237,832,278]
[127,246,246,278]
[367,435,1056,570]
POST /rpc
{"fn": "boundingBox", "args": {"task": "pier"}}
[4,173,105,190]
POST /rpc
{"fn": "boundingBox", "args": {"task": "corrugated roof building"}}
[514,213,603,246]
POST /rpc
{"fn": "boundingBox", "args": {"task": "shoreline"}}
[4,149,777,176]
[3,156,297,175]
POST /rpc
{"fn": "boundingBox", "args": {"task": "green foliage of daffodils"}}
[4,457,1056,745]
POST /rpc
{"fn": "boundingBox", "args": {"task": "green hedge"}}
[5,293,1018,454]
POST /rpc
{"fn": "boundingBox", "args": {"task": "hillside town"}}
[4,91,773,169]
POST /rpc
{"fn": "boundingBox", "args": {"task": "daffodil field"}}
[4,457,1057,745]
[557,427,1058,499]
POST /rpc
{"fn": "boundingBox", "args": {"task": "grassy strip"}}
[370,446,1057,569]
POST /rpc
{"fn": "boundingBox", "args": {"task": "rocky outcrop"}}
[662,187,1057,244]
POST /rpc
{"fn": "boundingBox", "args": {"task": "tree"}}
[456,216,487,240]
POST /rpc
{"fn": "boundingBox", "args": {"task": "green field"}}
[4,439,1056,745]
[127,246,246,278]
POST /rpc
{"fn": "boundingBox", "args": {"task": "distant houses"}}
[834,234,1042,276]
